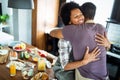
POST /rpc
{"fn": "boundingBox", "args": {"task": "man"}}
[50,2,108,80]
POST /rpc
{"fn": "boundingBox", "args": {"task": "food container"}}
[0,50,9,63]
[37,58,46,72]
[21,66,34,79]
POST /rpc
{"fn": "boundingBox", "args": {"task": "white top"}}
[58,39,72,68]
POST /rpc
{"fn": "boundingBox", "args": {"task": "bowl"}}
[13,42,26,51]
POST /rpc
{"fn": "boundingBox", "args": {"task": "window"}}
[67,0,114,27]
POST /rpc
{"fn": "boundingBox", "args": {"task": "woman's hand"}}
[83,46,101,65]
[64,46,101,70]
[95,33,111,49]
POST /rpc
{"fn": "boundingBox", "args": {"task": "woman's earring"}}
[69,21,71,24]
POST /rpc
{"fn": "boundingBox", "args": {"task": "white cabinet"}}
[0,32,14,45]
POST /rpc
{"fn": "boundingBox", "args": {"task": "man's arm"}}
[64,46,101,70]
[50,29,64,39]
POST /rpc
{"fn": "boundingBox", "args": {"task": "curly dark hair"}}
[60,1,81,25]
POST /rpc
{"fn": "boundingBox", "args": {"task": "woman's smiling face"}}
[70,8,84,25]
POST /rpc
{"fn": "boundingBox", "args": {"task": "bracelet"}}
[109,44,114,52]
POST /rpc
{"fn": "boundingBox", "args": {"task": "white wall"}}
[12,9,32,44]
[67,0,114,27]
[18,10,32,44]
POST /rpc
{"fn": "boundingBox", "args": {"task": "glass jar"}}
[9,51,18,60]
[37,58,46,72]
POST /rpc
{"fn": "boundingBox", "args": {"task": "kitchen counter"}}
[107,51,120,59]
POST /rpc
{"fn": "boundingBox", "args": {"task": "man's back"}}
[62,23,107,79]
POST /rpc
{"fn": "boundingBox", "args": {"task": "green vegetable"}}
[24,52,30,59]
[20,52,25,60]
[0,44,2,49]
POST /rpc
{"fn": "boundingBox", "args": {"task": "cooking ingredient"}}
[20,52,25,60]
[24,51,30,59]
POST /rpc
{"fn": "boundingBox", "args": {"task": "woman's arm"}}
[64,46,101,70]
[95,32,111,50]
[50,29,64,39]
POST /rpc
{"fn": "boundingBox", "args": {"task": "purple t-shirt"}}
[62,23,108,80]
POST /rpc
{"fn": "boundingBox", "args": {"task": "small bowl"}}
[13,43,26,51]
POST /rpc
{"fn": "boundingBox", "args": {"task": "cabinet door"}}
[107,55,120,80]
[111,0,120,22]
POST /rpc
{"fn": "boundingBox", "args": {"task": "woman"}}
[52,2,101,80]
[57,1,85,69]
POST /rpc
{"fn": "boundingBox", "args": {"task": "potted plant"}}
[0,14,9,25]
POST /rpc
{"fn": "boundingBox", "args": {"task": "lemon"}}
[33,57,38,62]
[20,43,26,49]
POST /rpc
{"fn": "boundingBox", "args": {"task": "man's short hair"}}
[81,2,96,20]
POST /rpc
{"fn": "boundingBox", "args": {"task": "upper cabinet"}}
[111,0,120,23]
